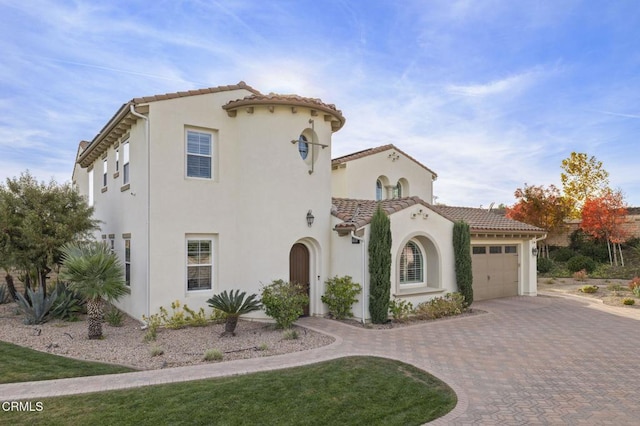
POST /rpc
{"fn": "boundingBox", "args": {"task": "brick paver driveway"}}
[1,294,638,425]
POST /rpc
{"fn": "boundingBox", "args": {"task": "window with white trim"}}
[124,239,131,286]
[122,141,130,184]
[115,147,120,172]
[88,169,94,206]
[102,158,108,187]
[186,130,212,179]
[187,239,212,291]
[399,240,424,284]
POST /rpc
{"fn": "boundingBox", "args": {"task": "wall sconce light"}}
[532,247,539,257]
[306,210,314,227]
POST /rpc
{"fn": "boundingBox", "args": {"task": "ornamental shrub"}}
[321,275,361,320]
[368,205,392,323]
[567,255,597,274]
[550,247,575,262]
[453,221,473,306]
[414,293,466,320]
[579,284,598,293]
[623,298,635,306]
[260,279,309,329]
[388,298,414,322]
[537,257,554,274]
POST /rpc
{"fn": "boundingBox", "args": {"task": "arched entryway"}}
[289,243,310,316]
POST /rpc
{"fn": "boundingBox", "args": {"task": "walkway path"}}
[2,293,640,425]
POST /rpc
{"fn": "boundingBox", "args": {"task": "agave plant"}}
[60,241,130,339]
[206,290,262,336]
[15,285,58,324]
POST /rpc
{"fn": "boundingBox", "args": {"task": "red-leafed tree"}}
[506,184,572,257]
[580,189,628,266]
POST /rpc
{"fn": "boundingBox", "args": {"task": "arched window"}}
[376,179,383,201]
[395,181,402,198]
[399,241,424,284]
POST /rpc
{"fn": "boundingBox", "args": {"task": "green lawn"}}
[0,356,456,426]
[0,341,135,384]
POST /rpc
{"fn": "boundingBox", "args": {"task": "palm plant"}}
[59,241,130,339]
[206,290,262,336]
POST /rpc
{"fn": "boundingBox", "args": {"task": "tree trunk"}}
[86,299,104,340]
[4,273,18,301]
[618,243,625,267]
[222,315,239,337]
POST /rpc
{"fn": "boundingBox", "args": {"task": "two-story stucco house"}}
[72,82,545,321]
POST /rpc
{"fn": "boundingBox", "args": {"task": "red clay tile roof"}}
[332,144,437,178]
[430,206,546,234]
[223,93,345,131]
[332,196,432,231]
[132,81,261,103]
[332,198,546,235]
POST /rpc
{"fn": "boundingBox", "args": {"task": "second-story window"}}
[123,141,130,184]
[376,179,383,201]
[186,130,212,179]
[88,169,94,206]
[115,147,119,172]
[102,158,108,188]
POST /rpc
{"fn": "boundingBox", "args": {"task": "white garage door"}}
[471,245,519,301]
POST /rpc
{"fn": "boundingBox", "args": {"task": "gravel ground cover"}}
[0,303,334,370]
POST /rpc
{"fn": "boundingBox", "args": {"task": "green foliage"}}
[453,221,473,306]
[550,247,576,262]
[183,305,208,327]
[282,329,299,340]
[150,346,164,357]
[207,290,262,335]
[50,281,85,321]
[579,285,599,293]
[569,230,609,263]
[537,257,554,273]
[414,293,466,320]
[104,305,124,327]
[388,298,414,322]
[321,275,361,320]
[142,313,162,342]
[0,284,8,304]
[203,349,223,361]
[15,285,58,324]
[144,300,210,331]
[260,279,309,329]
[368,205,392,323]
[567,255,597,273]
[622,298,635,305]
[0,172,98,293]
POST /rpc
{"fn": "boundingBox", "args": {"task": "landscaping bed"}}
[539,277,640,309]
[0,302,334,370]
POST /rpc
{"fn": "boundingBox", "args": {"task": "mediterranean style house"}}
[72,82,545,321]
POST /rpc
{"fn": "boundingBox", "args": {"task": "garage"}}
[471,244,519,301]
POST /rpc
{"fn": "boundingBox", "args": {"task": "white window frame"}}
[102,158,108,188]
[88,169,94,206]
[186,130,213,179]
[376,179,383,201]
[399,240,425,286]
[115,147,120,172]
[124,238,131,286]
[122,141,130,185]
[186,238,213,292]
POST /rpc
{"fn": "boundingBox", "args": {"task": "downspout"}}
[129,104,151,319]
[350,229,367,324]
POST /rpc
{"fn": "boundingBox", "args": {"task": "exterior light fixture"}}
[532,247,539,256]
[306,210,314,227]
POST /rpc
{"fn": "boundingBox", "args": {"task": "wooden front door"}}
[289,243,310,316]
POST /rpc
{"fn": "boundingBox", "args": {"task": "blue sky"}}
[1,0,639,207]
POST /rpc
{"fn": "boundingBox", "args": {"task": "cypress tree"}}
[453,220,473,306]
[368,205,392,323]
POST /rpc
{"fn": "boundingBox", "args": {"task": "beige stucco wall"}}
[330,204,455,321]
[142,92,335,320]
[331,149,435,202]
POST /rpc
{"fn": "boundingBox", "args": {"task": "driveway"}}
[1,294,639,425]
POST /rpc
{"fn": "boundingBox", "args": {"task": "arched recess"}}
[376,175,390,200]
[397,178,409,198]
[289,237,321,316]
[395,232,442,294]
